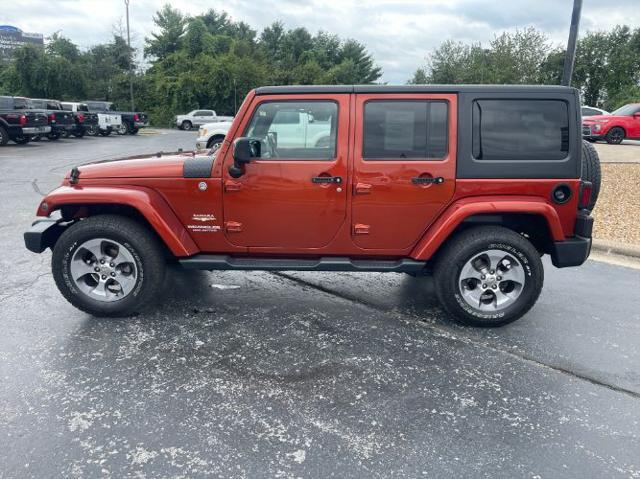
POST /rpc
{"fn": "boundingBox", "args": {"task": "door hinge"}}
[353,224,370,235]
[225,221,242,233]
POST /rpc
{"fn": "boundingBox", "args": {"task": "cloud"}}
[2,0,639,84]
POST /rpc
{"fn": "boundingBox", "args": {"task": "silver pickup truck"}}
[175,109,234,130]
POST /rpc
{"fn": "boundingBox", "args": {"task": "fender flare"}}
[38,185,199,257]
[410,196,565,261]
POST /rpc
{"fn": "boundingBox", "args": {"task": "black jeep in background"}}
[60,102,99,138]
[29,99,75,140]
[0,96,50,146]
[85,101,149,135]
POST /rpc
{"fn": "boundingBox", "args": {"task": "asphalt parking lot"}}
[1,130,639,478]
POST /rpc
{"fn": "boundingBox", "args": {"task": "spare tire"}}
[581,140,601,210]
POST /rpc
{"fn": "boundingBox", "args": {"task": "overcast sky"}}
[2,0,638,83]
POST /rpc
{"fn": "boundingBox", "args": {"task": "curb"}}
[591,239,640,259]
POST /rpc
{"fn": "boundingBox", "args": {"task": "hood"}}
[67,153,197,180]
[583,114,617,124]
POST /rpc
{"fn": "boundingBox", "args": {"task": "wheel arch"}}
[38,186,199,257]
[206,133,226,148]
[411,198,565,261]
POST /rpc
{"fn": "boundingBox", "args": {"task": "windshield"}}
[611,104,640,116]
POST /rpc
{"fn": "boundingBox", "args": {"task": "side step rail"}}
[179,255,427,273]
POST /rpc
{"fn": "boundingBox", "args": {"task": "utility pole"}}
[125,0,135,110]
[562,0,583,86]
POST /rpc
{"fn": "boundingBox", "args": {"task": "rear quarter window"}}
[472,100,569,161]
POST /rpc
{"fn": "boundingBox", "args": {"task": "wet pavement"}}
[1,131,639,477]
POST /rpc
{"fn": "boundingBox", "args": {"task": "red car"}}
[582,103,640,144]
[24,85,600,327]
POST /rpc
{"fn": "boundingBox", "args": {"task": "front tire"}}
[605,127,625,145]
[181,121,192,131]
[52,215,167,317]
[434,226,543,327]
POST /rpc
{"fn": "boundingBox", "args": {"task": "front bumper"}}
[24,219,66,253]
[550,212,593,268]
[22,126,51,135]
[196,140,208,150]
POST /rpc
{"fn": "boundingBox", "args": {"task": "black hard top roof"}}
[255,84,576,95]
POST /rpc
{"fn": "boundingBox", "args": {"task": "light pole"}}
[124,0,135,110]
[562,0,583,86]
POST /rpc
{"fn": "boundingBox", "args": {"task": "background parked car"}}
[83,101,122,136]
[84,101,148,135]
[581,106,610,117]
[195,121,233,150]
[29,98,74,140]
[176,109,234,130]
[60,102,99,138]
[583,103,640,144]
[0,96,50,146]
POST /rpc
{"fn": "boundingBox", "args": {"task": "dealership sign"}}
[0,25,44,57]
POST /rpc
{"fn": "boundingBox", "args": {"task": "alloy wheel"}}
[458,249,526,311]
[70,238,138,302]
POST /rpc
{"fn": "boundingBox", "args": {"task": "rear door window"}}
[362,101,448,159]
[472,100,569,161]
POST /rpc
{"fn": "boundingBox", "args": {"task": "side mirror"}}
[229,137,260,178]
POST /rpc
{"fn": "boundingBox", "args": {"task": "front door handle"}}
[312,176,342,184]
[411,176,444,185]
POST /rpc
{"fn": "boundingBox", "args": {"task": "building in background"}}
[0,25,44,59]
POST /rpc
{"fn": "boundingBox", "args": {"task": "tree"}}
[144,4,187,60]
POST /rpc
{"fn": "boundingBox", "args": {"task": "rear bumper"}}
[550,212,593,268]
[134,121,148,128]
[21,126,51,135]
[24,219,66,253]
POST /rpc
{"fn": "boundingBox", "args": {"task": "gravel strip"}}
[592,163,640,246]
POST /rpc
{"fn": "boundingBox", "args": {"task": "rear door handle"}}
[312,176,342,184]
[411,176,444,185]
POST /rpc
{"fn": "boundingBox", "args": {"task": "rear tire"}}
[130,127,139,135]
[0,126,8,146]
[581,140,601,210]
[87,126,99,136]
[72,129,85,138]
[12,135,31,145]
[605,127,625,145]
[52,215,167,317]
[116,122,129,135]
[434,226,543,327]
[47,132,61,141]
[99,129,111,137]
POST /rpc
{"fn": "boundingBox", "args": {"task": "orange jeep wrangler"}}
[24,85,600,326]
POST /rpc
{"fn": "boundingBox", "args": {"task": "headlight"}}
[200,128,207,137]
[593,124,602,132]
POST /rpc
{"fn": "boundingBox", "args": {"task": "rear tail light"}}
[19,114,27,126]
[133,114,139,122]
[579,181,593,209]
[77,113,85,122]
[48,113,56,123]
